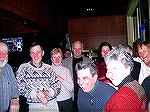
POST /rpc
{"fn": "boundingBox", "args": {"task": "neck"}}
[74,55,82,58]
[31,61,42,68]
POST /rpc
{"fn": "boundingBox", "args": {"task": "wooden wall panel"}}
[68,15,127,49]
[0,0,39,23]
[70,34,126,49]
[0,0,65,32]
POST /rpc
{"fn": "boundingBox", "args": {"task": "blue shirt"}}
[78,80,116,112]
[2,64,19,112]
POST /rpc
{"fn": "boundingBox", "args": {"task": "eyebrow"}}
[82,76,88,80]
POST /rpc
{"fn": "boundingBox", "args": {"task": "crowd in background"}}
[1,39,150,112]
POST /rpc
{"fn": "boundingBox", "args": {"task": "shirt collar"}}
[117,75,134,89]
[89,80,99,94]
[30,61,43,68]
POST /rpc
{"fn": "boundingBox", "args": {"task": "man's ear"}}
[42,50,45,56]
[94,74,98,81]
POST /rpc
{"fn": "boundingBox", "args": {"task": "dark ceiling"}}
[53,0,130,18]
[0,0,130,36]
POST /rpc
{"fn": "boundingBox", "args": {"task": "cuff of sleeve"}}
[12,97,19,100]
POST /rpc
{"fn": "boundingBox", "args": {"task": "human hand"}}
[36,89,48,105]
[41,97,48,105]
[9,98,20,112]
[57,75,64,82]
[42,88,49,97]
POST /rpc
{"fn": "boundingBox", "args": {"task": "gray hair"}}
[75,61,97,77]
[118,44,133,57]
[72,41,83,49]
[105,47,134,71]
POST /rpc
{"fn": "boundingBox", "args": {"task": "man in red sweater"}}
[103,47,148,112]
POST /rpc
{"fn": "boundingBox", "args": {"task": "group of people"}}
[1,39,150,112]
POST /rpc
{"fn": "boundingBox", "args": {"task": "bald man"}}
[62,41,94,112]
[0,41,20,112]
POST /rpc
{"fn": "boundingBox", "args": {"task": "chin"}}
[113,83,119,87]
[83,88,91,93]
[83,90,88,93]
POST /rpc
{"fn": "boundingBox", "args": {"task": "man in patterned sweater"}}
[16,42,61,112]
[103,47,148,112]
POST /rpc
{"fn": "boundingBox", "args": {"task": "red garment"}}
[104,81,147,112]
[96,61,111,84]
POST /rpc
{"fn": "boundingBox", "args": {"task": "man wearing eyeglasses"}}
[0,41,20,112]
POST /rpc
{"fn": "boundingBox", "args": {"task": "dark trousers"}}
[19,95,29,112]
[73,88,79,112]
[57,98,73,112]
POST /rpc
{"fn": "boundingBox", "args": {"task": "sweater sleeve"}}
[47,68,61,100]
[7,64,20,98]
[16,64,31,97]
[61,68,74,92]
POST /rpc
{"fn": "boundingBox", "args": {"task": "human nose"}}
[102,50,109,56]
[106,72,113,79]
[32,52,38,58]
[0,52,7,59]
[54,57,61,63]
[74,49,81,53]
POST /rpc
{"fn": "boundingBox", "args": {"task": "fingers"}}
[36,90,48,105]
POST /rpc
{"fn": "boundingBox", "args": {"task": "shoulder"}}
[118,82,145,101]
[17,62,31,72]
[110,86,136,102]
[83,56,94,63]
[133,60,141,66]
[63,57,72,62]
[4,63,12,68]
[78,88,86,96]
[97,81,116,92]
[18,62,30,68]
[143,75,150,82]
[3,63,13,72]
[83,56,91,60]
[43,62,51,68]
[125,80,145,94]
[62,66,71,72]
[105,83,147,111]
[62,57,73,66]
[142,75,150,87]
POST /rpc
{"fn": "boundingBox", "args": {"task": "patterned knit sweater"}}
[16,61,61,103]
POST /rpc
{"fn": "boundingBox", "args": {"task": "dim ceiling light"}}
[86,8,93,11]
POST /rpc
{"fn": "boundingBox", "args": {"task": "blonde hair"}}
[50,48,63,57]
